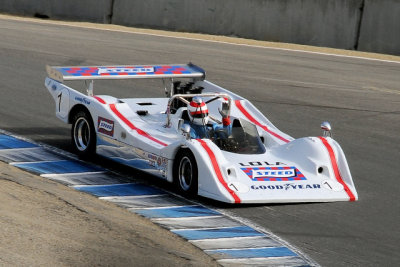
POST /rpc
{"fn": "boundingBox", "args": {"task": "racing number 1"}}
[323,181,333,189]
[57,92,62,112]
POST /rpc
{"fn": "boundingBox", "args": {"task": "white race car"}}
[45,63,358,203]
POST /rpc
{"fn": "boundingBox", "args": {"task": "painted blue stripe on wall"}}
[74,183,166,197]
[14,160,104,174]
[135,205,220,218]
[172,226,264,240]
[207,247,297,259]
[0,135,38,149]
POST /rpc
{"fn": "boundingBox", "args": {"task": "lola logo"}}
[98,117,114,137]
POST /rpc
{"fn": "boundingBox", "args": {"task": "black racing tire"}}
[71,110,96,158]
[173,149,198,196]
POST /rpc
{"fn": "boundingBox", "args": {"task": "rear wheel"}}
[71,110,96,157]
[173,149,198,196]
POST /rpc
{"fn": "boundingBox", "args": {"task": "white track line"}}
[41,171,107,178]
[151,215,225,221]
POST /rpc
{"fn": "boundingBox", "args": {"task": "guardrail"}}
[1,0,399,55]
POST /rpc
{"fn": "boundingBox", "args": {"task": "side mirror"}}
[181,124,191,140]
[321,121,332,137]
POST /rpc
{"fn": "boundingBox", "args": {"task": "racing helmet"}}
[187,96,209,125]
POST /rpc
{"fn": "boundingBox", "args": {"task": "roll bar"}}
[165,93,232,127]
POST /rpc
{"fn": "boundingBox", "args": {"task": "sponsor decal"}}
[157,157,162,166]
[146,153,168,171]
[98,117,114,137]
[241,166,306,181]
[98,67,154,75]
[253,169,295,178]
[251,183,321,190]
[75,96,91,105]
[147,153,157,161]
[239,161,286,166]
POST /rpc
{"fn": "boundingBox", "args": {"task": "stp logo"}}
[98,117,114,137]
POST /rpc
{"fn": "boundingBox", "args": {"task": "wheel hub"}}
[74,117,90,151]
[179,156,192,191]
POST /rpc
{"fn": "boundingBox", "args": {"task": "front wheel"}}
[173,149,198,196]
[71,110,96,158]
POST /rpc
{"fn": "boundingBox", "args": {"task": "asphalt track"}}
[1,16,399,266]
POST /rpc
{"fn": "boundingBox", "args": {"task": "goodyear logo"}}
[251,183,321,190]
[75,96,91,105]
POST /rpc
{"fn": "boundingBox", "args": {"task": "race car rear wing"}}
[46,63,205,82]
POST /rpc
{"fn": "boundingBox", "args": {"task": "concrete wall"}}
[358,0,400,55]
[1,0,400,55]
[112,0,363,50]
[0,0,113,23]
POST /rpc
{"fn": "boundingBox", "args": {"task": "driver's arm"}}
[212,123,232,137]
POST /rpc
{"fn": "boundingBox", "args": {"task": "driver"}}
[187,96,231,139]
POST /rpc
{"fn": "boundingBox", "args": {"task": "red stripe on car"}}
[93,96,106,104]
[234,100,290,143]
[318,137,356,201]
[109,104,167,147]
[197,139,241,203]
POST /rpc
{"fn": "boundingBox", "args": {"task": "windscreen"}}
[213,119,266,154]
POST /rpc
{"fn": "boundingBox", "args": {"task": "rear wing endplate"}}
[46,63,205,83]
